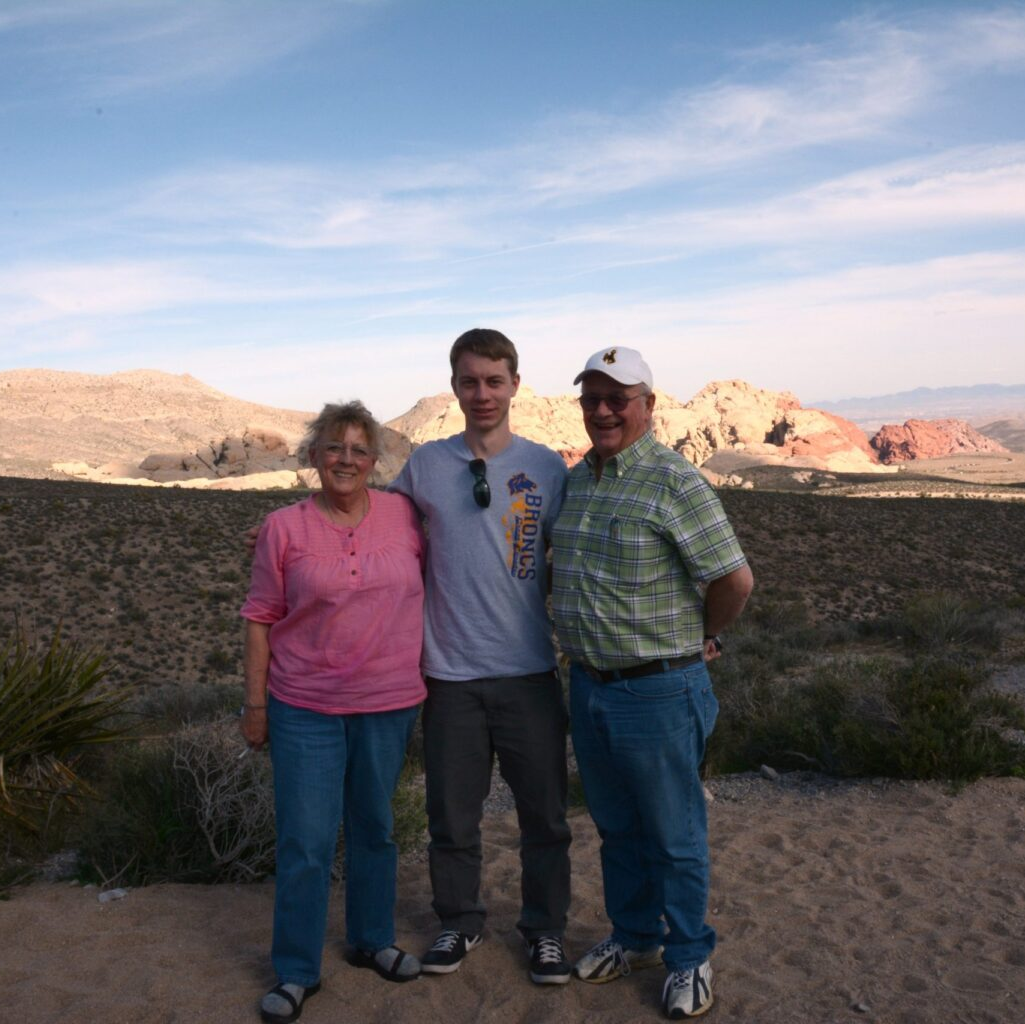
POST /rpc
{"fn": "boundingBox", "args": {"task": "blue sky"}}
[2,0,1024,420]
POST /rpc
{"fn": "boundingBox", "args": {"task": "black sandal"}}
[346,945,421,982]
[260,981,321,1023]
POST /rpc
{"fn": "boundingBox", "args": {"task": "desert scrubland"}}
[2,471,1025,1024]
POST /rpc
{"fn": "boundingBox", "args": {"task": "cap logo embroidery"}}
[602,349,617,364]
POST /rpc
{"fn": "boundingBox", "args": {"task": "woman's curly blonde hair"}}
[298,400,381,467]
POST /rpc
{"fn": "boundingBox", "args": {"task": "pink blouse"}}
[240,492,426,714]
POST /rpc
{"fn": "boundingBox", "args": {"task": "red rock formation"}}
[769,408,877,461]
[870,419,1008,463]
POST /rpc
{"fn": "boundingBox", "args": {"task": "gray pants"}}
[422,672,572,940]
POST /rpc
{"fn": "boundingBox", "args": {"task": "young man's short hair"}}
[449,328,518,377]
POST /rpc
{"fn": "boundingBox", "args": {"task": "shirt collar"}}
[583,430,656,479]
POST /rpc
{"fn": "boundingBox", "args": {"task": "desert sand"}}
[3,774,1023,1024]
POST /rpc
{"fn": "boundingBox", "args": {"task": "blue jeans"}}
[267,695,420,986]
[569,661,718,972]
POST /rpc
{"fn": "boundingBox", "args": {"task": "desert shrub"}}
[77,739,201,884]
[203,648,235,673]
[708,598,841,688]
[130,681,239,729]
[895,591,1005,652]
[708,655,1025,782]
[0,625,128,837]
[77,717,275,885]
[172,718,277,880]
[77,715,428,885]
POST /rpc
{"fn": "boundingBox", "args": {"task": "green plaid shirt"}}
[551,431,747,670]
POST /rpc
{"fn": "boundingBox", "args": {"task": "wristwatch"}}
[704,634,723,653]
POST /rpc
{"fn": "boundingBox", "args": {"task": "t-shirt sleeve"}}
[662,468,747,584]
[543,455,569,541]
[240,514,287,623]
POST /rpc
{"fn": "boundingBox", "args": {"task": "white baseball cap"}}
[573,346,653,388]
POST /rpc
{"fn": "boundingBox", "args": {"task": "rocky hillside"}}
[0,369,409,489]
[976,417,1025,453]
[387,379,891,476]
[1,368,1012,490]
[870,419,1008,464]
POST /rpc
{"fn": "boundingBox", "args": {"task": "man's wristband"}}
[704,634,723,653]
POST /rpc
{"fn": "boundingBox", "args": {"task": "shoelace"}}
[532,937,565,965]
[667,968,695,992]
[429,930,461,953]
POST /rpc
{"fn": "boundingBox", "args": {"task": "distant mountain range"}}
[815,383,1025,437]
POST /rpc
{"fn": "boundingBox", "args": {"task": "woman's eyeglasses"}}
[321,442,373,462]
[578,392,645,413]
[468,459,490,508]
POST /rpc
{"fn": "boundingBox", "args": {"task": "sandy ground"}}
[3,776,1024,1024]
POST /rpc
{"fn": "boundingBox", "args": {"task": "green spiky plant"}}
[0,624,129,836]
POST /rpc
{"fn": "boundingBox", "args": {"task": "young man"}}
[551,346,753,1019]
[390,328,573,985]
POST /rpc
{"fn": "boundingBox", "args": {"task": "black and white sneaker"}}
[662,960,714,1019]
[527,935,571,985]
[573,936,664,983]
[420,930,482,974]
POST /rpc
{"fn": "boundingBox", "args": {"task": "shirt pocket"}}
[593,515,662,589]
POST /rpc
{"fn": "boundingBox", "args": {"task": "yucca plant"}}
[0,625,129,835]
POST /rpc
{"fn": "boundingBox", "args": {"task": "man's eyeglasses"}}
[468,458,490,508]
[578,392,645,413]
[321,442,373,462]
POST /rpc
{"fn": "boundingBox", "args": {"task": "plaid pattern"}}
[551,432,747,670]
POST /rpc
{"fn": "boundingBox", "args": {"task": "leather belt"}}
[581,653,702,683]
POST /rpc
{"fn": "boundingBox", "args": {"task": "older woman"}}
[240,401,426,1024]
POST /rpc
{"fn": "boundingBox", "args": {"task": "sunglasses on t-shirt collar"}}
[468,459,491,508]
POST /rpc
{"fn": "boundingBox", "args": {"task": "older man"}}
[551,347,753,1019]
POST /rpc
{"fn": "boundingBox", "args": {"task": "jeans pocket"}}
[623,671,687,699]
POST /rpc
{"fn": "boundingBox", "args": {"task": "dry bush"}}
[171,716,275,882]
[78,714,427,886]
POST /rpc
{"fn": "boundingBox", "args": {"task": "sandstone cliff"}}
[5,368,1007,492]
[870,419,1008,463]
[387,378,887,477]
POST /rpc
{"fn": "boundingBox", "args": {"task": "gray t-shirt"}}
[390,433,568,680]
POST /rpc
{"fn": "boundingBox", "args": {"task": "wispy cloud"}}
[0,0,376,98]
[0,262,216,323]
[495,249,1025,402]
[131,167,490,253]
[0,257,450,331]
[578,145,1025,256]
[80,5,1023,262]
[3,3,1023,413]
[507,7,1020,205]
